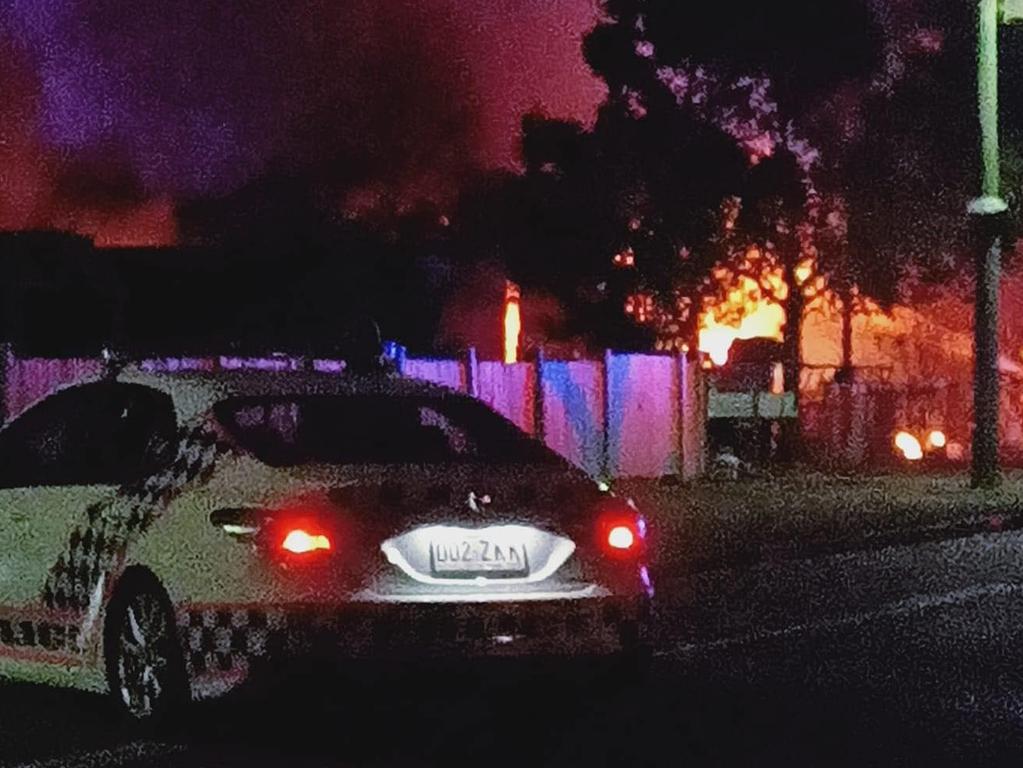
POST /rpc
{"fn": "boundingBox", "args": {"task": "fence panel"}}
[218,356,304,371]
[403,358,466,392]
[680,356,707,480]
[139,357,217,372]
[607,354,679,478]
[4,355,105,420]
[0,351,708,479]
[540,360,604,477]
[477,361,536,435]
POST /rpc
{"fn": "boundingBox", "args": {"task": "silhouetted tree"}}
[450,0,893,364]
[451,102,749,353]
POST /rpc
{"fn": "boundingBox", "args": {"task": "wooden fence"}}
[1,348,707,481]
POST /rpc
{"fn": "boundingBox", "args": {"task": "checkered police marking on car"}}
[0,617,80,654]
[178,606,286,675]
[41,424,226,614]
[168,598,633,674]
[0,368,653,713]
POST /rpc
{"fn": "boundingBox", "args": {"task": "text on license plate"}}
[430,537,529,575]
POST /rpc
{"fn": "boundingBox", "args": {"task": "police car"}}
[0,364,653,723]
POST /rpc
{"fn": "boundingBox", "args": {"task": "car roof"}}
[115,366,467,424]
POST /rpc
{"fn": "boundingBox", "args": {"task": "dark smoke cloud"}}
[0,0,604,244]
[4,1,482,195]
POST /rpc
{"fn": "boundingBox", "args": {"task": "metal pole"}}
[465,346,479,398]
[970,0,1008,488]
[979,0,1000,200]
[533,346,546,440]
[602,348,613,481]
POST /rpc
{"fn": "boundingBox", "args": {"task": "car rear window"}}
[214,394,561,467]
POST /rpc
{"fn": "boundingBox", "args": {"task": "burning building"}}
[695,244,1023,467]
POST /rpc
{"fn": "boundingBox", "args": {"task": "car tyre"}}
[104,570,190,735]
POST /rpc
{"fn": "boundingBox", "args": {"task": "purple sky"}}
[1,0,605,207]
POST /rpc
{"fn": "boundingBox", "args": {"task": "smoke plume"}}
[0,0,604,245]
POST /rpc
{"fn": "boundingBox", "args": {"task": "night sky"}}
[0,0,604,243]
[0,0,989,248]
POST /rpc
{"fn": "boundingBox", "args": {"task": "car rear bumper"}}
[287,594,651,658]
[178,594,651,699]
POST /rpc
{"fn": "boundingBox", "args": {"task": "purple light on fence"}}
[140,358,180,371]
[137,357,215,372]
[639,565,654,598]
[220,356,294,371]
[313,360,346,373]
[257,358,286,371]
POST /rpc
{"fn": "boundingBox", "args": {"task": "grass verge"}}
[616,469,1023,574]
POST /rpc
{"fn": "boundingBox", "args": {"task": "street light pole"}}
[978,0,1001,199]
[969,0,1009,488]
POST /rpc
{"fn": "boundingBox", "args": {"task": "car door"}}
[0,382,176,652]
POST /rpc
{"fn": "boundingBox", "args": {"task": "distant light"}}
[894,431,923,461]
[613,247,635,267]
[927,430,947,449]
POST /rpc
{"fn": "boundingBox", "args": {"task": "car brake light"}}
[607,525,636,550]
[597,508,645,560]
[281,528,332,554]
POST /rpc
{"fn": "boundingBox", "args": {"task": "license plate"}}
[430,536,529,577]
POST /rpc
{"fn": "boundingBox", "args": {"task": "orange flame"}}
[697,251,788,364]
[695,249,820,365]
[503,281,521,364]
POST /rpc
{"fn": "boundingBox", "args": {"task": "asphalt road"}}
[5,530,1023,768]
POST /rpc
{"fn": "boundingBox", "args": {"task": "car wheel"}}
[104,571,189,730]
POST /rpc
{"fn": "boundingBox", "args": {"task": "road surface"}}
[4,530,1023,767]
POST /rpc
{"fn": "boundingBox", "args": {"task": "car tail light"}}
[281,528,332,554]
[607,524,636,550]
[211,503,339,559]
[596,508,646,560]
